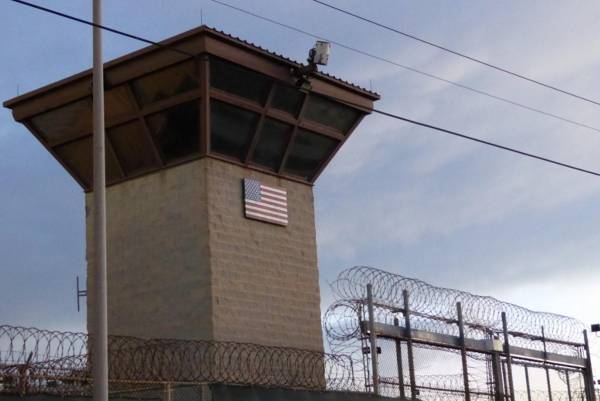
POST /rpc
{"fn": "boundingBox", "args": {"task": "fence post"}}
[583,330,596,401]
[403,290,417,400]
[18,352,33,396]
[501,312,515,401]
[163,383,172,401]
[524,365,532,401]
[367,283,380,395]
[565,370,573,401]
[394,317,406,399]
[542,326,553,401]
[491,343,505,401]
[456,302,471,401]
[502,361,510,401]
[200,384,211,401]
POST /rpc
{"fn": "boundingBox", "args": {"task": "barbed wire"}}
[325,266,586,346]
[1,267,592,399]
[323,266,590,401]
[0,325,357,395]
[0,325,87,365]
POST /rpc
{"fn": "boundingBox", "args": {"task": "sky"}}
[0,0,599,372]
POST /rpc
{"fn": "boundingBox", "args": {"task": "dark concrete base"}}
[211,384,400,401]
[0,384,404,401]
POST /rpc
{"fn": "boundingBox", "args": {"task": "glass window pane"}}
[108,121,161,176]
[210,57,271,104]
[105,144,124,184]
[283,129,338,180]
[251,118,292,171]
[31,97,92,145]
[304,94,361,133]
[131,60,198,107]
[146,101,200,163]
[210,100,259,161]
[54,136,122,188]
[271,84,304,116]
[105,85,138,122]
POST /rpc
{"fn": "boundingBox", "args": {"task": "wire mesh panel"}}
[466,352,495,401]
[411,345,466,401]
[375,338,403,397]
[509,360,588,401]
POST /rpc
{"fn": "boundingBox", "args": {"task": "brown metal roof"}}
[4,25,379,110]
[203,26,380,99]
[4,25,379,191]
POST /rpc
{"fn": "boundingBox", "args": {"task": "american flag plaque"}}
[243,178,288,226]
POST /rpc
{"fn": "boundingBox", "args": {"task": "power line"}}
[208,0,600,136]
[370,107,600,177]
[311,0,600,108]
[316,91,600,178]
[8,0,195,59]
[10,0,600,137]
[7,0,600,178]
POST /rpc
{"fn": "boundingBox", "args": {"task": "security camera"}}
[291,41,332,90]
[592,323,600,333]
[308,41,331,66]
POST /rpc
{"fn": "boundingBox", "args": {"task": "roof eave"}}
[4,25,379,112]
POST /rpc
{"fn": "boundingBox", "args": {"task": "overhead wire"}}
[315,91,600,177]
[311,0,600,108]
[369,107,600,177]
[9,0,600,136]
[8,0,196,59]
[7,0,600,178]
[208,0,600,136]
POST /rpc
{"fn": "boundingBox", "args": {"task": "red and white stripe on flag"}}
[243,178,288,226]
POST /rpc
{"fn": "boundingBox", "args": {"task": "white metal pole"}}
[92,0,108,400]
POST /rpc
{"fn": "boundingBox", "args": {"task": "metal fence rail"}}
[324,266,596,401]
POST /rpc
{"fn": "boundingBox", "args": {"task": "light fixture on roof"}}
[309,41,331,66]
[292,40,331,90]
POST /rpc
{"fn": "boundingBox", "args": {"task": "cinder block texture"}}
[86,160,212,341]
[87,158,323,352]
[206,159,323,351]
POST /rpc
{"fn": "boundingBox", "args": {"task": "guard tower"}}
[4,26,379,352]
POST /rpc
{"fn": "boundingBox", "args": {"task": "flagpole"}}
[92,0,109,400]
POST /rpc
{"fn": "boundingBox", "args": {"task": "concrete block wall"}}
[86,158,323,352]
[86,160,212,341]
[206,159,323,351]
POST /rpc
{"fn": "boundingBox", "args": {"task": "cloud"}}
[315,9,600,267]
[318,144,600,257]
[2,0,600,345]
[324,54,488,179]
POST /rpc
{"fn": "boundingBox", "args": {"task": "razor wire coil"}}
[324,266,586,351]
[0,325,357,395]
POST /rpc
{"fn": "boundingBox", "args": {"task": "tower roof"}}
[4,26,379,190]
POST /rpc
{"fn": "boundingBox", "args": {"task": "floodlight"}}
[309,41,331,66]
[291,41,332,89]
[592,323,600,333]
